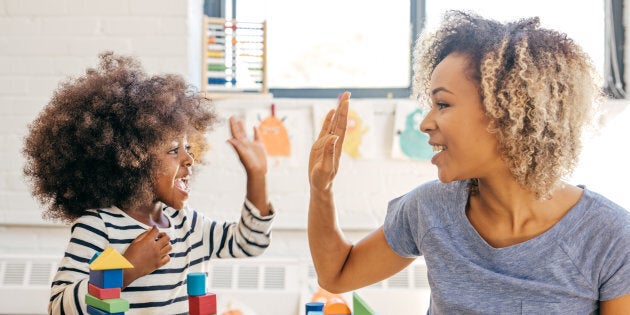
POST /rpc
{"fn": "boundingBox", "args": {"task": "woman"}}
[308,11,630,313]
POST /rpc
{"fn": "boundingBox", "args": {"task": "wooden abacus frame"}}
[201,16,268,98]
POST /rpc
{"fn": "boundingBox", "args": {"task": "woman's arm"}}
[308,92,414,293]
[600,293,630,314]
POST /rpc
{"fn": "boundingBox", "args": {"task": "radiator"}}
[0,255,430,315]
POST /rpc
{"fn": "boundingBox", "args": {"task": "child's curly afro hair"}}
[23,52,217,223]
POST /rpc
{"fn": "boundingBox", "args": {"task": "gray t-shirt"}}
[384,180,630,314]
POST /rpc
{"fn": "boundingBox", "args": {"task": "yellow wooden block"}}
[89,247,133,270]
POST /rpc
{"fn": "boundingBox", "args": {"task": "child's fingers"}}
[229,116,246,139]
[159,254,171,266]
[134,225,158,242]
[252,125,260,141]
[160,243,172,256]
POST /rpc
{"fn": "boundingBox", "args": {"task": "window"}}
[206,0,420,98]
[204,0,623,98]
[425,0,605,81]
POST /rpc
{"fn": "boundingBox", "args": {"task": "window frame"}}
[204,0,624,99]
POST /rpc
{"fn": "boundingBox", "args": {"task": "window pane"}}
[235,0,411,89]
[425,1,605,76]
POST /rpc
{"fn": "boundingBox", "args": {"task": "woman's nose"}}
[419,110,435,134]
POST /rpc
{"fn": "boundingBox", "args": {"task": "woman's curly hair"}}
[23,52,217,223]
[413,11,602,199]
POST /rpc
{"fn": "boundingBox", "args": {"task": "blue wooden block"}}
[89,269,123,289]
[187,272,207,296]
[86,305,124,315]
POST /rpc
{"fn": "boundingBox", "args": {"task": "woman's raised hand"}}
[308,91,350,193]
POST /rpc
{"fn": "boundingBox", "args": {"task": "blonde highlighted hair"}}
[414,11,602,199]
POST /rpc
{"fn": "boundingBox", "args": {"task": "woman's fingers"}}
[322,136,339,174]
[318,109,336,139]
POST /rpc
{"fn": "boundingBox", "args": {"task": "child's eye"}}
[168,147,179,154]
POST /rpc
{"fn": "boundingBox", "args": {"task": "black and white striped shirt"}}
[49,200,274,315]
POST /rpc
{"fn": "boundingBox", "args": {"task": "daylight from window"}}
[235,0,411,89]
[425,0,605,77]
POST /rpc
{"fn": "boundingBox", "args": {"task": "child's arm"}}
[49,213,109,314]
[122,225,172,288]
[226,116,270,215]
[198,117,273,259]
[308,92,414,293]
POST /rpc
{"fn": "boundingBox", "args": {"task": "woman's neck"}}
[466,177,582,248]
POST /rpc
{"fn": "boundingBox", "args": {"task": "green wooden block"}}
[353,292,376,315]
[85,294,129,313]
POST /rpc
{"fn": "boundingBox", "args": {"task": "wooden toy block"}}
[88,283,121,300]
[90,269,123,289]
[323,297,351,315]
[85,294,129,313]
[305,301,325,314]
[89,247,133,270]
[86,305,125,315]
[353,292,376,315]
[187,272,207,296]
[188,293,217,315]
[89,252,101,264]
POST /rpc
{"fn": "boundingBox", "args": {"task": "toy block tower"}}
[323,297,352,315]
[85,247,133,314]
[187,272,217,315]
[352,292,376,315]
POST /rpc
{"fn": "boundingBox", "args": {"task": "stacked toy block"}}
[187,272,217,315]
[309,292,377,315]
[352,292,376,315]
[323,297,351,315]
[85,247,134,315]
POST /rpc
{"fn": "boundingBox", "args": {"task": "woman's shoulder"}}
[388,180,469,220]
[560,188,630,253]
[580,188,630,229]
[405,179,469,203]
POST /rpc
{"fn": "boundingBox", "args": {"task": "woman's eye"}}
[437,102,449,110]
[168,148,178,154]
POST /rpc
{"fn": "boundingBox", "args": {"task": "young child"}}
[23,52,275,314]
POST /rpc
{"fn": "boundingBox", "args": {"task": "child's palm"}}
[227,117,267,176]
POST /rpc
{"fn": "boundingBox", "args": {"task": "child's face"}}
[153,134,194,210]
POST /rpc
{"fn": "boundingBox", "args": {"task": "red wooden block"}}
[188,293,217,315]
[88,283,121,300]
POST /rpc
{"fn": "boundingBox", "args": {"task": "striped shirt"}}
[49,200,274,315]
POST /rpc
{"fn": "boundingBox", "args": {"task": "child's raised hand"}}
[227,116,267,177]
[122,226,172,287]
[309,92,350,193]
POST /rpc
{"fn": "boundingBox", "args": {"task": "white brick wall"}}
[0,0,194,229]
